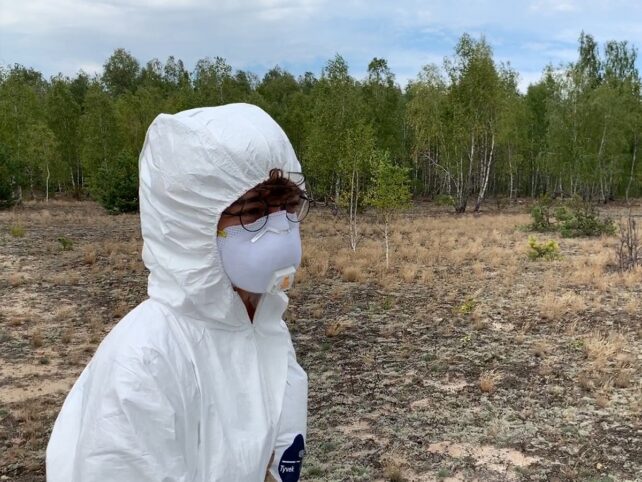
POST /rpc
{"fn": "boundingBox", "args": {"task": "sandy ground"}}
[1,200,641,481]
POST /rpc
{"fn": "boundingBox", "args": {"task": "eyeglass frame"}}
[221,193,311,232]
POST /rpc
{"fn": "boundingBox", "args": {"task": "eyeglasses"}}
[221,171,311,232]
[222,194,310,232]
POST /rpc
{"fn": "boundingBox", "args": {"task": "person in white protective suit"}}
[46,103,309,482]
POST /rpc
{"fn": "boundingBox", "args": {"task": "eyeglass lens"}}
[237,197,309,231]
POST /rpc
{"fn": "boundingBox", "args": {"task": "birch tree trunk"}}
[625,134,638,203]
[45,162,50,203]
[475,132,494,212]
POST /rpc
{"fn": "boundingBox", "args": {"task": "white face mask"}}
[217,210,302,294]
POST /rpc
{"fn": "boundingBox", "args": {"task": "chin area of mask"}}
[217,211,302,294]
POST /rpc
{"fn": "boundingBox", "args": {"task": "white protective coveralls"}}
[46,103,308,482]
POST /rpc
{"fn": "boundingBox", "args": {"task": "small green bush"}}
[558,206,616,238]
[529,195,555,232]
[434,194,455,207]
[58,237,73,251]
[458,298,478,314]
[528,196,616,238]
[527,236,561,261]
[10,224,25,237]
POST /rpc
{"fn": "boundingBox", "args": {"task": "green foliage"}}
[10,224,25,237]
[528,197,616,237]
[527,236,561,261]
[0,146,19,208]
[103,48,141,96]
[365,151,411,218]
[458,298,478,314]
[92,151,139,213]
[0,35,641,210]
[381,296,395,310]
[529,195,556,232]
[434,194,455,206]
[57,237,73,251]
[558,203,616,238]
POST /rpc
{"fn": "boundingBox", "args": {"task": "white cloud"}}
[530,0,578,13]
[0,0,640,89]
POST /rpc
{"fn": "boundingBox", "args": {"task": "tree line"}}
[0,32,640,213]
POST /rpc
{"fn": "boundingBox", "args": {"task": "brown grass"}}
[341,265,364,282]
[479,370,502,393]
[54,305,75,322]
[112,302,130,319]
[583,331,627,368]
[30,329,43,349]
[538,292,587,320]
[8,272,27,287]
[83,245,97,265]
[50,272,81,286]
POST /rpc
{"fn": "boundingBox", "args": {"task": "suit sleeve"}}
[268,339,308,482]
[69,354,192,482]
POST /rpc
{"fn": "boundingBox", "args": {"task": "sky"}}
[1,0,641,93]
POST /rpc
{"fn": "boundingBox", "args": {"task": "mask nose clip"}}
[250,211,292,243]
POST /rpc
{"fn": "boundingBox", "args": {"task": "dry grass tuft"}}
[309,305,324,319]
[400,264,417,282]
[583,331,627,368]
[614,369,633,389]
[83,245,97,265]
[301,250,330,278]
[595,391,610,408]
[51,271,81,286]
[538,291,587,320]
[341,265,364,282]
[325,319,352,337]
[532,340,552,358]
[60,328,73,344]
[380,454,407,482]
[30,329,43,348]
[54,305,75,322]
[479,370,502,393]
[623,296,641,315]
[113,301,130,319]
[8,272,27,287]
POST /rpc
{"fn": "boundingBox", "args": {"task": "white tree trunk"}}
[625,134,637,203]
[475,132,494,212]
[384,219,390,270]
[45,162,50,203]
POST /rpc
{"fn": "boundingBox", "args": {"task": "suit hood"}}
[138,103,301,326]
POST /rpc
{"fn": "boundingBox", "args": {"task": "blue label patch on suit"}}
[278,434,305,482]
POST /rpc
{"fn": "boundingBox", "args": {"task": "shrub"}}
[527,236,561,261]
[0,145,20,209]
[617,212,640,272]
[458,297,478,314]
[558,204,616,238]
[434,194,455,207]
[529,195,555,232]
[88,150,139,213]
[528,196,616,238]
[10,224,25,237]
[58,237,73,251]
